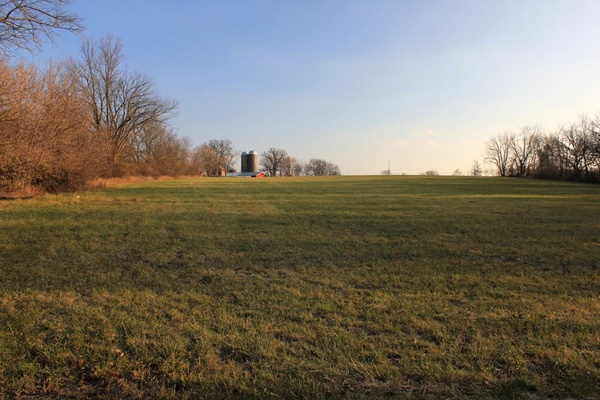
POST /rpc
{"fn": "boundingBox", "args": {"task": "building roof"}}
[236,172,265,178]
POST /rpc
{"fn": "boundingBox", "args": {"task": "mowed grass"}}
[0,176,599,399]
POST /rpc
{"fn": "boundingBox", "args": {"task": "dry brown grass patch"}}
[87,175,180,188]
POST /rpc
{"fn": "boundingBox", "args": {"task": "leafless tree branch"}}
[0,0,83,55]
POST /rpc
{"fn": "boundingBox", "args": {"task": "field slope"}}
[0,176,599,399]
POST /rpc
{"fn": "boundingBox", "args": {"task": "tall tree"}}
[485,132,514,177]
[535,134,566,179]
[0,0,83,55]
[593,114,600,161]
[280,155,304,176]
[70,36,177,171]
[510,126,542,177]
[124,123,191,177]
[560,116,597,182]
[193,139,235,176]
[209,138,235,175]
[260,147,288,177]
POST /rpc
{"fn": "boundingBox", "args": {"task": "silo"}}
[241,151,248,173]
[248,150,258,172]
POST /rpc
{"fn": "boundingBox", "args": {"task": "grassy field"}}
[0,176,599,399]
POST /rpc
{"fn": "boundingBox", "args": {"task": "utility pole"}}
[388,161,391,175]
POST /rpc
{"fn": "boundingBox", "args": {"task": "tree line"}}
[1,1,192,193]
[0,42,341,193]
[190,144,342,177]
[0,36,187,193]
[485,114,600,183]
[1,1,342,193]
[259,147,341,177]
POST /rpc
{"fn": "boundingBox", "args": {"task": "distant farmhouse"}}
[219,165,237,176]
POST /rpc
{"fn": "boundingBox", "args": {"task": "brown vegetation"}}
[1,3,195,193]
[0,58,110,193]
[0,38,192,193]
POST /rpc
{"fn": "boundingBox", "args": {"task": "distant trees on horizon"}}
[260,147,341,177]
[485,114,600,183]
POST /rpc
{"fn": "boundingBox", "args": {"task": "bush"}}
[0,157,96,194]
[0,159,43,193]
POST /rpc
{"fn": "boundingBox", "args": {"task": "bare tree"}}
[483,113,600,183]
[124,123,191,176]
[593,114,600,162]
[470,160,483,176]
[209,138,235,175]
[191,144,217,176]
[560,116,597,182]
[260,147,288,176]
[304,158,341,176]
[535,133,567,179]
[290,156,304,176]
[510,126,542,177]
[0,0,83,55]
[193,139,235,176]
[280,155,303,176]
[485,132,514,176]
[70,36,177,172]
[0,58,35,148]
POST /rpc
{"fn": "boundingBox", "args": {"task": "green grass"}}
[0,176,599,399]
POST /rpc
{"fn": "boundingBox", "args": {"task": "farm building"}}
[237,150,263,177]
[219,165,237,176]
[237,171,265,178]
[241,150,259,173]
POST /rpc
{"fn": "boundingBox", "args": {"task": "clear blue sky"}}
[23,0,600,175]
